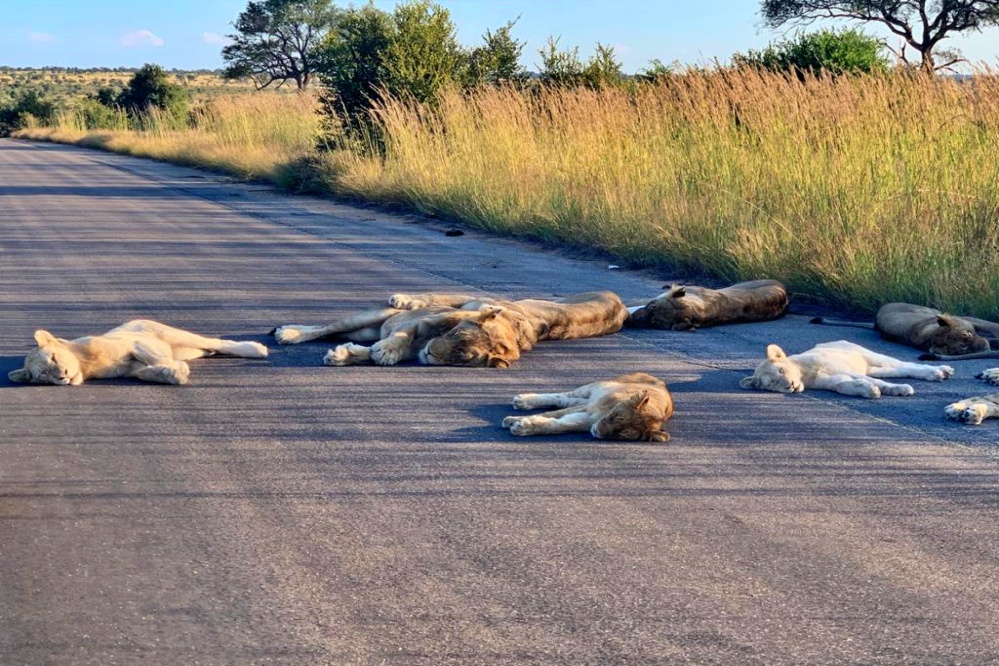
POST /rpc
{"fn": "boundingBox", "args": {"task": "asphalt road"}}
[2,138,999,666]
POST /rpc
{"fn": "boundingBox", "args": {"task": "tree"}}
[314,0,474,130]
[467,20,528,86]
[733,28,889,75]
[383,0,467,102]
[116,64,188,119]
[760,0,999,73]
[222,0,337,89]
[538,38,625,89]
[314,2,392,124]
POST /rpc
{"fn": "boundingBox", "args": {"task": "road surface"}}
[2,139,998,666]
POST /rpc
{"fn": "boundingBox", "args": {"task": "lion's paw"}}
[883,383,915,397]
[502,416,520,429]
[960,403,988,425]
[509,418,537,436]
[928,366,955,381]
[976,368,999,385]
[388,294,429,310]
[370,340,405,366]
[172,362,191,385]
[244,341,269,358]
[512,393,537,410]
[945,401,968,420]
[323,345,354,366]
[274,325,305,345]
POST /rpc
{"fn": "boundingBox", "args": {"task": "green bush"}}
[733,28,889,76]
[0,90,56,136]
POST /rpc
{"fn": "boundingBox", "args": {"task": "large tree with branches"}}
[222,0,338,89]
[760,1,999,72]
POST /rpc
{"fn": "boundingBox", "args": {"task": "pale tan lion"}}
[273,291,628,368]
[8,320,268,386]
[739,340,954,399]
[501,372,674,442]
[626,279,789,331]
[811,303,999,360]
[945,368,999,425]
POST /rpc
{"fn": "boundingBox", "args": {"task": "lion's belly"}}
[800,350,870,377]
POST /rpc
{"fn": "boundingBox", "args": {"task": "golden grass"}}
[336,71,999,316]
[17,93,321,180]
[15,70,999,316]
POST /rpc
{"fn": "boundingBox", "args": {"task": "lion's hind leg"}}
[945,394,999,425]
[814,373,885,399]
[866,362,954,382]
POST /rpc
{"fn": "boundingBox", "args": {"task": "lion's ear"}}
[628,390,650,408]
[33,330,60,348]
[487,356,511,368]
[740,376,758,389]
[765,344,786,361]
[937,315,953,328]
[478,305,503,322]
[8,368,30,383]
[669,285,686,299]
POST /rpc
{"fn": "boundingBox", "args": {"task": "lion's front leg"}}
[133,363,190,385]
[129,340,192,384]
[323,343,372,366]
[370,329,418,366]
[389,293,483,310]
[512,391,590,410]
[505,409,591,437]
[274,308,400,345]
[945,395,999,425]
[976,368,999,385]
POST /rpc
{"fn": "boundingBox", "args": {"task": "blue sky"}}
[1,0,996,72]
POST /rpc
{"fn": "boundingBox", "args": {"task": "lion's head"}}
[627,285,695,331]
[739,344,804,394]
[928,316,990,356]
[419,306,521,368]
[591,391,670,442]
[8,330,84,386]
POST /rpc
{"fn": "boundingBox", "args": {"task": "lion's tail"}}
[809,316,875,330]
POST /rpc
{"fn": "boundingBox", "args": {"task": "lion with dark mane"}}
[626,279,789,331]
[811,303,999,360]
[273,291,628,368]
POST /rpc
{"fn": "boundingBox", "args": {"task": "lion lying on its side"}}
[626,279,789,331]
[273,291,628,368]
[740,340,953,398]
[8,320,268,386]
[811,303,999,360]
[502,373,674,442]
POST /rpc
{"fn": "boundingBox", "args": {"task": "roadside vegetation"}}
[10,0,999,318]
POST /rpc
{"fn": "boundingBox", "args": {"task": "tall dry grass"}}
[334,70,999,316]
[17,93,321,181]
[15,71,999,315]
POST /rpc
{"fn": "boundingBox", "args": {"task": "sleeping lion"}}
[739,340,954,398]
[273,291,628,368]
[502,372,674,442]
[626,279,789,331]
[811,303,999,360]
[8,320,268,386]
